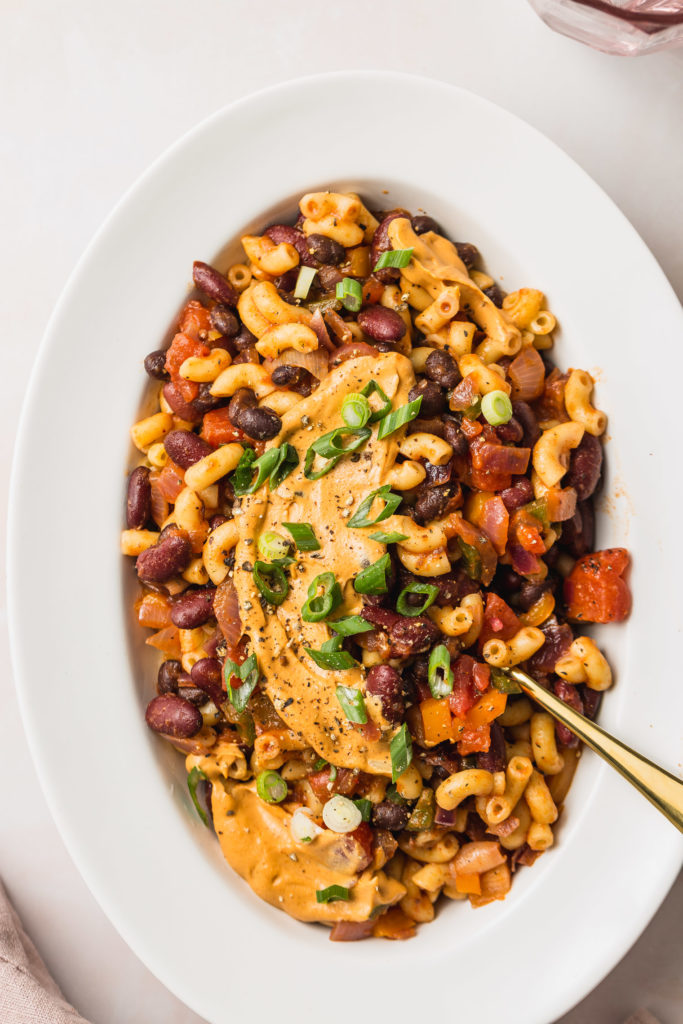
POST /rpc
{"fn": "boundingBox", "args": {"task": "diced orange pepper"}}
[466,690,507,727]
[455,872,481,895]
[372,907,416,940]
[145,626,181,658]
[420,698,454,745]
[137,593,172,629]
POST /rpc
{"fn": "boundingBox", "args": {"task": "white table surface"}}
[2,2,682,1021]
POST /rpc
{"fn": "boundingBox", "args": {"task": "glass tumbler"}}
[528,0,683,54]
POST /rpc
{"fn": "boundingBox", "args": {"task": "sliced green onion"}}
[304,634,356,671]
[269,443,299,490]
[348,485,402,528]
[313,758,328,771]
[360,379,392,422]
[282,522,320,551]
[369,530,408,544]
[230,447,257,495]
[353,553,391,595]
[481,390,513,426]
[236,710,256,746]
[293,266,317,300]
[390,723,413,782]
[316,884,350,904]
[256,769,288,804]
[328,764,338,782]
[396,582,440,617]
[377,395,423,439]
[374,248,414,271]
[490,667,522,694]
[524,499,549,527]
[456,536,483,581]
[247,447,282,492]
[253,561,289,605]
[301,572,342,623]
[336,684,368,724]
[462,397,482,420]
[428,644,454,698]
[341,392,371,429]
[353,797,373,822]
[223,653,259,714]
[257,530,292,562]
[187,766,210,826]
[328,615,374,637]
[335,277,362,313]
[304,426,371,480]
[406,787,435,831]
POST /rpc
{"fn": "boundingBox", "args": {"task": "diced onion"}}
[508,346,545,402]
[322,794,362,834]
[291,807,324,843]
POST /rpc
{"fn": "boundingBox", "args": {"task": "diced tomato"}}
[308,766,359,801]
[200,407,245,447]
[457,724,491,755]
[164,331,210,402]
[460,416,483,439]
[156,460,185,502]
[178,299,212,339]
[564,548,631,623]
[448,654,479,718]
[472,661,491,694]
[479,593,521,649]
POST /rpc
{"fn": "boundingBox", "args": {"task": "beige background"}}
[1,1,682,1021]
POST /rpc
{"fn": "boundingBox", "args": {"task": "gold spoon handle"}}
[507,667,683,833]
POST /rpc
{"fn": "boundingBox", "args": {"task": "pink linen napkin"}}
[0,878,89,1023]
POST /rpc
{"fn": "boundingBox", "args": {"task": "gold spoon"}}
[501,666,683,833]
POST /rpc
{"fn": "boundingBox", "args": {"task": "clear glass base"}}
[528,0,683,55]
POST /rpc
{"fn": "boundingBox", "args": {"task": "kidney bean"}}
[136,532,192,583]
[233,326,258,351]
[358,306,406,343]
[424,349,460,388]
[372,801,409,832]
[265,224,316,267]
[371,210,410,282]
[164,429,213,470]
[190,657,225,706]
[192,261,238,306]
[581,685,602,720]
[413,485,450,526]
[455,242,481,269]
[561,499,595,558]
[483,283,505,308]
[209,304,239,338]
[144,350,169,380]
[528,619,573,674]
[126,466,151,529]
[157,659,183,695]
[512,401,541,448]
[366,665,404,724]
[477,721,506,772]
[553,679,583,748]
[465,813,489,842]
[170,588,216,629]
[565,433,603,501]
[389,617,440,657]
[306,233,346,265]
[411,214,442,236]
[271,364,314,395]
[317,265,344,291]
[238,405,281,441]
[145,694,202,738]
[495,416,524,444]
[408,379,446,418]
[274,268,299,293]
[162,382,201,423]
[500,477,534,512]
[442,418,469,457]
[209,514,228,532]
[518,579,553,611]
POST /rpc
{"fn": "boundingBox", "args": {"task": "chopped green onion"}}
[353,797,373,822]
[368,530,408,544]
[373,248,414,271]
[481,390,513,426]
[253,561,289,605]
[304,426,371,480]
[293,266,317,300]
[490,667,522,694]
[428,644,454,698]
[524,499,549,527]
[313,758,328,770]
[335,277,362,313]
[328,764,338,782]
[282,522,320,551]
[304,634,356,671]
[335,684,368,724]
[301,572,342,623]
[232,443,298,495]
[269,443,299,490]
[353,553,391,595]
[257,530,292,562]
[223,653,259,714]
[316,884,350,904]
[230,447,257,495]
[348,484,402,528]
[377,395,423,439]
[341,392,371,429]
[462,397,482,420]
[187,766,210,826]
[236,710,256,746]
[390,723,413,782]
[406,787,435,831]
[328,615,374,637]
[456,537,483,581]
[360,379,392,422]
[396,582,440,617]
[256,769,288,804]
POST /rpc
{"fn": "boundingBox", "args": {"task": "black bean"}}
[455,242,481,269]
[425,349,461,388]
[193,382,225,416]
[442,418,468,457]
[126,466,151,529]
[209,305,239,338]
[144,350,169,380]
[512,401,541,448]
[518,580,552,612]
[228,387,257,427]
[157,659,183,695]
[413,486,450,525]
[238,405,282,441]
[274,269,299,293]
[483,283,505,308]
[372,801,409,832]
[270,364,314,396]
[233,326,258,351]
[317,265,344,291]
[408,380,446,418]
[411,214,443,236]
[495,416,524,443]
[177,685,210,707]
[306,233,346,265]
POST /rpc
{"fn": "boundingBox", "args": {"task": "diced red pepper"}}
[178,299,212,339]
[564,548,631,623]
[448,655,479,718]
[479,593,521,649]
[457,725,491,755]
